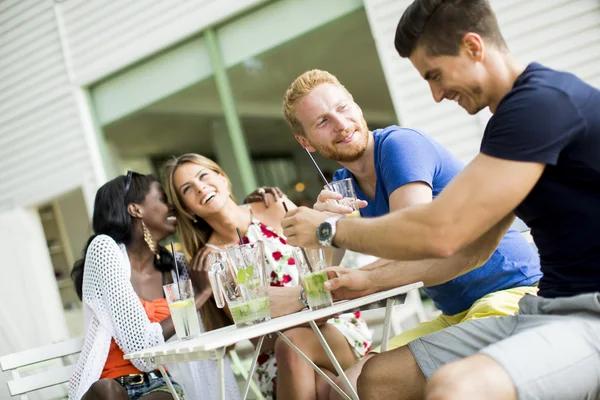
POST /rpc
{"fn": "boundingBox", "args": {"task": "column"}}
[205,28,257,198]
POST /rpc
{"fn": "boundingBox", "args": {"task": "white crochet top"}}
[68,234,186,399]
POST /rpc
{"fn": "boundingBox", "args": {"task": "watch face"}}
[318,222,333,241]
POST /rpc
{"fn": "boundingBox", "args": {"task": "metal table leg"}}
[381,298,395,352]
[242,335,265,400]
[276,331,352,400]
[157,364,181,400]
[215,347,226,400]
[309,321,360,400]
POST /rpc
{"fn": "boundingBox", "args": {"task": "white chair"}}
[0,337,83,399]
[389,288,428,336]
[359,287,429,352]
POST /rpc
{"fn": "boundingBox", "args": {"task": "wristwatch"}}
[317,215,344,248]
[299,287,309,308]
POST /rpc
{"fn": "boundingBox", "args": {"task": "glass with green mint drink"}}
[228,295,270,326]
[301,270,333,310]
[293,248,333,310]
[208,241,271,328]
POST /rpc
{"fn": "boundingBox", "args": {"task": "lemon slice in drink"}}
[170,298,194,308]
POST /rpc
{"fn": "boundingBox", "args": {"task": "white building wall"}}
[0,0,100,213]
[0,1,272,383]
[0,208,71,399]
[364,0,600,163]
[58,0,267,85]
[0,0,268,214]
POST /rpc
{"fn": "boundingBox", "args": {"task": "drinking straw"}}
[302,249,314,273]
[282,201,313,273]
[170,242,181,282]
[170,242,182,299]
[304,148,330,188]
[170,242,190,336]
[234,228,252,300]
[236,227,244,245]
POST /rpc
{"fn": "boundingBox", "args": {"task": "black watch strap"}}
[299,287,309,308]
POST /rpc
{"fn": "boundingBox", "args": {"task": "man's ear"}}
[295,135,316,152]
[127,203,143,219]
[462,32,484,62]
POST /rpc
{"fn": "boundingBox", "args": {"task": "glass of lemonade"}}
[208,242,271,328]
[163,279,201,340]
[325,178,361,218]
[293,248,333,310]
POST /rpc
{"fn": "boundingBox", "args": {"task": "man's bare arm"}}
[330,155,544,260]
[353,182,433,271]
[374,213,514,287]
[326,213,516,296]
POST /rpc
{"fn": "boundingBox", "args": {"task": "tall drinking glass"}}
[325,178,361,218]
[163,279,201,340]
[208,242,271,327]
[293,248,333,310]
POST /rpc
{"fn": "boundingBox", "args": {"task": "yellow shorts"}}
[371,285,538,353]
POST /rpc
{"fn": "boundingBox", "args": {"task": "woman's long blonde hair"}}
[163,153,236,332]
[162,153,235,263]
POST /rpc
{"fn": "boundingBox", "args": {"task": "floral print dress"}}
[243,211,372,400]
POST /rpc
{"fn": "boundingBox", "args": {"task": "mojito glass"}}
[208,242,271,327]
[293,248,333,310]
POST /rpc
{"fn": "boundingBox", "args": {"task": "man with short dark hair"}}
[282,0,600,399]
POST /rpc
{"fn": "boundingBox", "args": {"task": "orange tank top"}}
[100,297,170,379]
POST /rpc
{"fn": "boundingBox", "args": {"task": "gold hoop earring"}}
[141,220,160,260]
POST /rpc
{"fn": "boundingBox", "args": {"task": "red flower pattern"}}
[257,352,270,366]
[259,223,277,239]
[252,214,372,395]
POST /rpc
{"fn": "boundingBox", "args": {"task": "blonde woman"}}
[163,154,372,400]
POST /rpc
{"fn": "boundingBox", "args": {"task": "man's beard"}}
[313,118,370,162]
[466,85,485,115]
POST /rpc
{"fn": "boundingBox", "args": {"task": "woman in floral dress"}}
[163,154,372,400]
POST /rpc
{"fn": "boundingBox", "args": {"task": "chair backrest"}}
[0,337,84,399]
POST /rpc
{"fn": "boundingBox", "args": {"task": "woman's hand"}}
[189,247,215,308]
[243,186,284,208]
[268,286,331,327]
[268,286,305,318]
